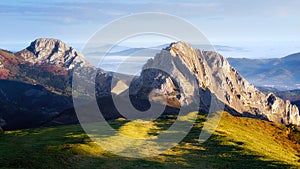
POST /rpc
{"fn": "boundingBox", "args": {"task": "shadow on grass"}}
[0,118,295,169]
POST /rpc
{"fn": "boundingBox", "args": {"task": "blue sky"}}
[1,0,300,58]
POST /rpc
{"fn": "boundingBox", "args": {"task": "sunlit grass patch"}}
[118,120,159,139]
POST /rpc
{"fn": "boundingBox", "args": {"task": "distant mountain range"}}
[0,38,300,130]
[227,53,300,90]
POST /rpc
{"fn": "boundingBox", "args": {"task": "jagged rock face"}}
[133,41,300,125]
[17,38,89,69]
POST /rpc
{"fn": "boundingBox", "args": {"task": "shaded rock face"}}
[132,42,300,125]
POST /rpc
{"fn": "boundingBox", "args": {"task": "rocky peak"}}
[133,41,300,125]
[18,38,89,69]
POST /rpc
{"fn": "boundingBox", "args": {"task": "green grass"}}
[0,112,300,169]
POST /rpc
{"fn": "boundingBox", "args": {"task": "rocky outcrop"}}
[17,38,89,69]
[132,41,300,125]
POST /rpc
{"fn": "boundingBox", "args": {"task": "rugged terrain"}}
[1,38,300,130]
[130,42,300,125]
[0,38,112,130]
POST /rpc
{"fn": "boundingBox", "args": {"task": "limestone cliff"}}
[17,38,89,69]
[132,41,300,125]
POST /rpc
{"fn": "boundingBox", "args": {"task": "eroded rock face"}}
[17,38,89,69]
[132,41,300,125]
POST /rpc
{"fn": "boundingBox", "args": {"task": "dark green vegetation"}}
[1,112,300,169]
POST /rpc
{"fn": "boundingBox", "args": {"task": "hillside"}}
[0,80,72,130]
[0,38,117,130]
[0,112,299,169]
[227,53,300,90]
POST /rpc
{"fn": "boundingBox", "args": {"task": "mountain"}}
[1,39,300,130]
[227,53,300,90]
[0,38,115,130]
[2,41,300,168]
[0,38,89,94]
[130,42,300,125]
[0,39,82,129]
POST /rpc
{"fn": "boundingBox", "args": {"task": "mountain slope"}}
[0,112,299,168]
[0,38,131,130]
[130,42,300,125]
[0,80,72,130]
[227,53,300,90]
[0,38,85,94]
[0,39,84,130]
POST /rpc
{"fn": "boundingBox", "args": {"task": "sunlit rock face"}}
[18,38,89,69]
[131,41,300,125]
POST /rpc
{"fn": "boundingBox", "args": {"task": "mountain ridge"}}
[131,41,300,125]
[1,38,300,130]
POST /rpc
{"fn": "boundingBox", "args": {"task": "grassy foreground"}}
[0,112,300,169]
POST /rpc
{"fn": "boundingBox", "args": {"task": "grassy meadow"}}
[0,112,300,169]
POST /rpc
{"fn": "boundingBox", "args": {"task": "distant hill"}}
[227,52,300,90]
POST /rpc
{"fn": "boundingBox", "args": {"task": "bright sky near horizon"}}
[1,0,300,58]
